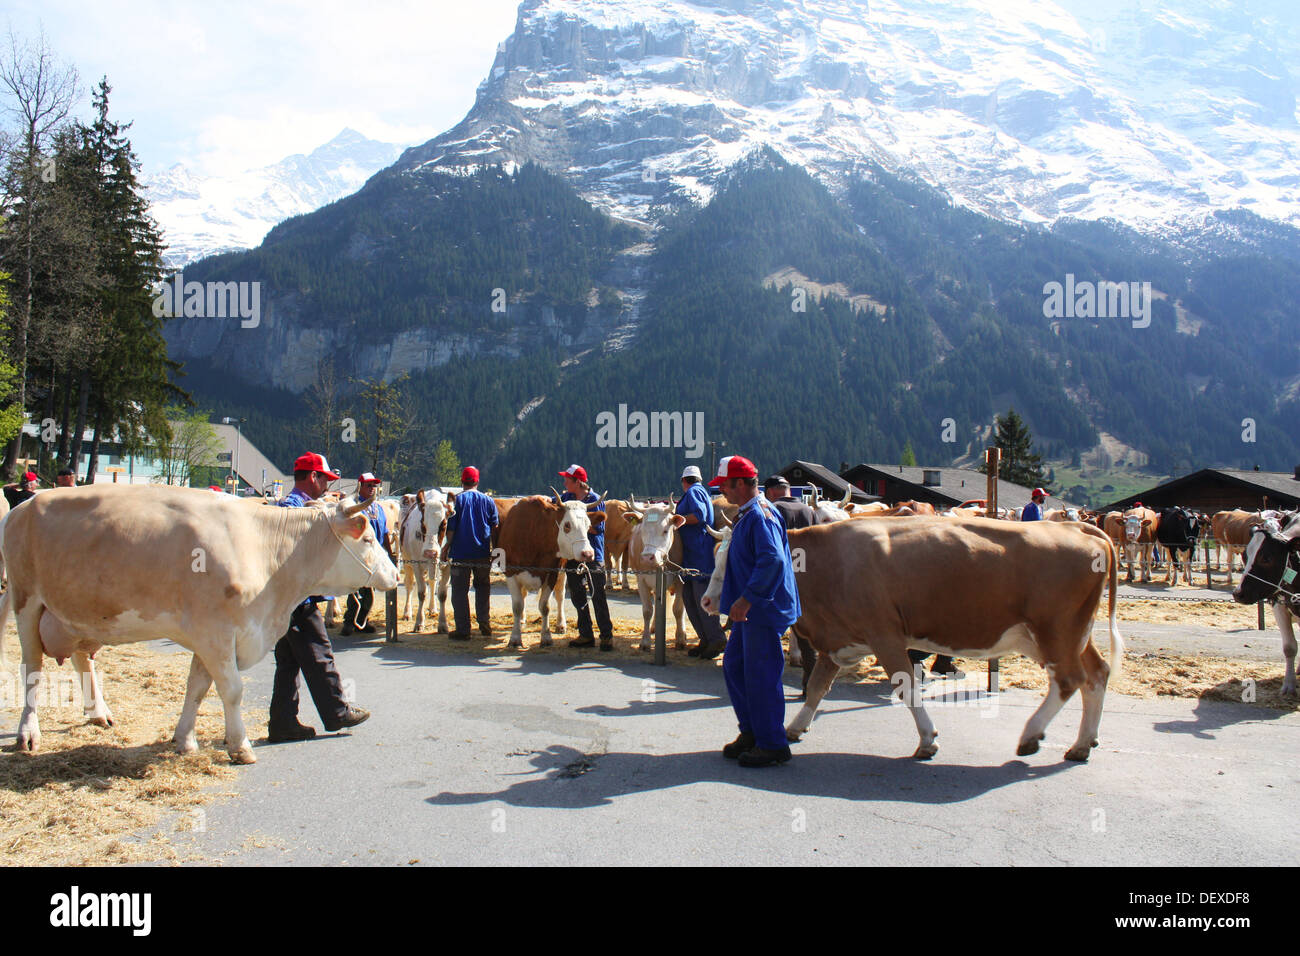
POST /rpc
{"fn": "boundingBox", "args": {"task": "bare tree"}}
[0,29,80,479]
[304,357,339,462]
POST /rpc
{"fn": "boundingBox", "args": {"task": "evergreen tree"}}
[984,408,1045,488]
[432,439,460,488]
[900,440,917,467]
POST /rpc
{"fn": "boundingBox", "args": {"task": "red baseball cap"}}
[461,466,480,484]
[292,453,339,480]
[1032,487,1047,498]
[558,464,587,482]
[22,471,37,482]
[208,485,223,492]
[358,472,381,485]
[708,455,759,487]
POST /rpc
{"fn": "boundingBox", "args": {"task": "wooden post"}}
[1205,540,1212,589]
[385,590,398,641]
[654,565,667,666]
[985,446,1001,687]
[1259,602,1267,631]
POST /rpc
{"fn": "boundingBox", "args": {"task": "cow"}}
[711,495,740,528]
[1234,512,1300,695]
[602,499,635,589]
[0,484,398,763]
[1210,510,1284,585]
[622,498,688,650]
[496,493,602,647]
[703,515,1122,761]
[398,489,453,632]
[1117,507,1159,582]
[494,496,566,634]
[1156,507,1202,586]
[1046,508,1083,522]
[810,486,855,523]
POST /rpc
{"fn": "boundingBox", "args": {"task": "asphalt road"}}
[157,629,1300,866]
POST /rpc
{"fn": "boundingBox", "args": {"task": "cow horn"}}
[705,524,724,540]
[342,499,368,517]
[549,485,563,503]
[669,493,676,507]
[838,485,852,508]
[717,511,732,527]
[597,489,608,504]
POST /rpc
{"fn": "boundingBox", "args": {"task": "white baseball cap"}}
[681,465,702,480]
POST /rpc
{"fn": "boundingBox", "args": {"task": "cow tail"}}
[0,588,9,671]
[1107,537,1124,680]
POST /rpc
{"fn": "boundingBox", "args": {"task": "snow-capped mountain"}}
[145,128,406,265]
[396,0,1300,233]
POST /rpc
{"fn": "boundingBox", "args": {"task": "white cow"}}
[400,489,453,632]
[622,498,688,650]
[0,485,398,764]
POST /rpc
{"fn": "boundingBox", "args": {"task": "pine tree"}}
[984,408,1045,488]
[432,439,460,487]
[900,440,917,467]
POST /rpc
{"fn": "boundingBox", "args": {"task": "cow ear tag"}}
[1282,566,1296,585]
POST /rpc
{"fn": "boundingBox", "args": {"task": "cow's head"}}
[699,525,732,616]
[1235,516,1300,606]
[553,493,604,563]
[420,488,453,558]
[312,496,401,593]
[624,499,684,568]
[1123,512,1146,542]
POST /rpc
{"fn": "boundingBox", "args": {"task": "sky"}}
[3,0,525,178]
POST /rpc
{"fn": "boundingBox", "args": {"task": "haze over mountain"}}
[145,128,406,265]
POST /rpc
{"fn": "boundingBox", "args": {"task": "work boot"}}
[738,745,792,768]
[569,636,596,648]
[722,731,756,759]
[267,722,316,743]
[324,706,370,732]
[599,636,614,652]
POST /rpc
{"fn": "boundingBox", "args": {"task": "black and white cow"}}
[1156,507,1202,586]
[1233,513,1300,696]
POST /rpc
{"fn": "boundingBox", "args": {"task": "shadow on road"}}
[1153,675,1299,739]
[425,743,1077,809]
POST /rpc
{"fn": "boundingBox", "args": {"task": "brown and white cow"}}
[397,489,453,632]
[496,494,602,647]
[703,516,1122,761]
[494,496,565,632]
[622,498,688,650]
[1118,508,1159,583]
[0,485,399,763]
[1211,510,1279,586]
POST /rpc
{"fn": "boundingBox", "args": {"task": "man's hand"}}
[728,597,751,622]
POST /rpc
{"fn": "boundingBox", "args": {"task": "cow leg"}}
[1017,658,1085,759]
[537,581,553,647]
[1275,604,1297,697]
[1124,545,1136,583]
[1066,642,1111,761]
[400,564,413,619]
[172,654,214,755]
[1143,545,1154,583]
[15,597,45,753]
[435,560,450,634]
[874,644,940,759]
[637,576,654,651]
[785,650,843,742]
[552,575,566,634]
[71,651,113,728]
[201,651,254,764]
[787,632,803,667]
[671,587,687,649]
[506,577,526,647]
[413,565,426,633]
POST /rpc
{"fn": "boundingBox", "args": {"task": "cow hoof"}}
[913,743,938,760]
[1064,745,1091,762]
[1016,738,1041,756]
[785,727,805,742]
[1281,684,1297,698]
[15,734,38,754]
[229,745,257,765]
[175,736,199,755]
[88,713,114,728]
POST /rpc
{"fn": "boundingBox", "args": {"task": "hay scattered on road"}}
[0,630,254,866]
[1115,597,1261,628]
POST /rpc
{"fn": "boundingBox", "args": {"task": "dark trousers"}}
[270,604,349,729]
[723,620,787,751]
[451,561,491,635]
[680,574,727,649]
[344,588,374,630]
[566,562,612,641]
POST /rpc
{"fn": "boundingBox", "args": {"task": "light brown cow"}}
[622,500,687,649]
[603,499,635,589]
[496,494,600,647]
[1212,510,1274,585]
[494,496,565,630]
[0,485,398,763]
[721,516,1122,761]
[1119,508,1159,583]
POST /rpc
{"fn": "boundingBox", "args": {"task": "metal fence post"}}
[654,566,667,666]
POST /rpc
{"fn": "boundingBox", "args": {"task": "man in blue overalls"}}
[676,464,727,659]
[444,466,499,640]
[268,453,370,743]
[710,455,801,767]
